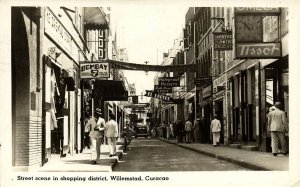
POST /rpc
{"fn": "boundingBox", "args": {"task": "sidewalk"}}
[158,137,289,171]
[34,144,124,172]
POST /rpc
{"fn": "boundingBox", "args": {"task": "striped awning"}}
[84,7,109,30]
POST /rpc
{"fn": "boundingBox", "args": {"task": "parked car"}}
[134,122,148,138]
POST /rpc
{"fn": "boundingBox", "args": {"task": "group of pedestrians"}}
[151,118,202,144]
[151,121,175,140]
[84,109,119,164]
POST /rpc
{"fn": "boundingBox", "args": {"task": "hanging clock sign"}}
[235,15,263,43]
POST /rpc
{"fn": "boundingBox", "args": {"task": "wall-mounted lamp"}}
[55,52,62,60]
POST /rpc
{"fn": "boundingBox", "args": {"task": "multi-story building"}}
[225,7,289,151]
[11,6,128,171]
[11,6,89,169]
[182,7,289,151]
[153,34,184,125]
[12,7,45,169]
[183,8,197,122]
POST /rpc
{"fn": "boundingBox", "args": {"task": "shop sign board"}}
[214,33,233,50]
[235,7,280,15]
[195,77,211,86]
[154,85,172,93]
[162,99,184,105]
[45,8,72,55]
[80,62,110,79]
[213,91,225,100]
[213,75,226,94]
[144,90,173,102]
[202,86,211,99]
[158,77,180,87]
[235,43,281,59]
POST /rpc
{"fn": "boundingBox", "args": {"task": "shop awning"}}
[64,77,75,91]
[84,7,109,30]
[94,80,128,101]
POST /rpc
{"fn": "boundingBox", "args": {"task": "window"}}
[99,39,103,47]
[98,48,103,59]
[79,14,82,34]
[99,30,104,38]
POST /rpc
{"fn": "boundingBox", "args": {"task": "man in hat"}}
[185,118,193,143]
[96,108,105,129]
[267,102,288,156]
[210,114,221,147]
[86,110,105,164]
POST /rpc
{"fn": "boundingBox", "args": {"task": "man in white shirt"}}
[105,113,119,157]
[86,109,105,164]
[210,115,221,147]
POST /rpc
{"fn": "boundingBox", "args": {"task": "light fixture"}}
[144,61,149,76]
[55,52,62,60]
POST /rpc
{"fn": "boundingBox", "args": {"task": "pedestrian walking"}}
[210,115,221,147]
[96,108,106,144]
[267,102,289,156]
[86,111,105,164]
[170,122,174,139]
[172,121,177,139]
[185,118,193,143]
[105,113,119,157]
[166,123,171,140]
[83,115,91,149]
[194,118,200,143]
[162,121,167,139]
[177,120,184,143]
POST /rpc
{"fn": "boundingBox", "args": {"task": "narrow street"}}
[114,138,250,171]
[4,4,294,187]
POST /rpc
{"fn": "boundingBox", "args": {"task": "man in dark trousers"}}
[177,120,185,143]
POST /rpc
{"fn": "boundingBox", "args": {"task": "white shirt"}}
[210,119,221,132]
[105,119,119,138]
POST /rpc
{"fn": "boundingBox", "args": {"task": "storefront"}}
[199,85,212,143]
[93,80,128,137]
[43,7,80,161]
[227,60,260,146]
[260,55,289,152]
[213,74,226,144]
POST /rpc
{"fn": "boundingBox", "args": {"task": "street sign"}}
[80,62,110,79]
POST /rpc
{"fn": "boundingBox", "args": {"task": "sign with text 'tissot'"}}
[235,43,281,58]
[80,62,110,79]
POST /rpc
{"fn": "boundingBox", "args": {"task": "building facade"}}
[152,7,289,152]
[11,6,128,170]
